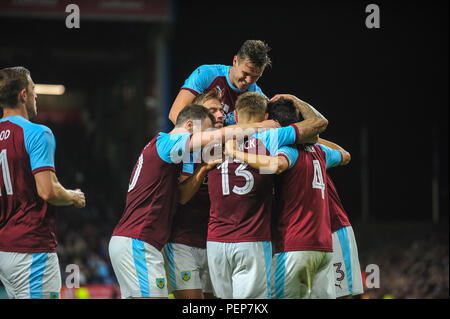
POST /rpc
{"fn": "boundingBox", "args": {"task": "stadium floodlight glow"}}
[35,84,66,95]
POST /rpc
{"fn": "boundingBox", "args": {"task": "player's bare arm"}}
[178,159,221,205]
[189,119,280,151]
[224,139,289,174]
[317,137,351,165]
[271,94,328,144]
[169,89,197,125]
[34,170,86,208]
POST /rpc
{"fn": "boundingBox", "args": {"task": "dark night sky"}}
[169,0,449,222]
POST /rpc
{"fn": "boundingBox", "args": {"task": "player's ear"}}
[234,110,239,123]
[18,88,27,104]
[233,55,238,67]
[264,113,269,120]
[184,119,194,132]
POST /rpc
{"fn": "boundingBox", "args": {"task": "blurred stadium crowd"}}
[2,215,448,299]
[358,231,449,299]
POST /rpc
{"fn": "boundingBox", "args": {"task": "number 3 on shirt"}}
[312,159,325,199]
[0,149,13,196]
[221,159,254,195]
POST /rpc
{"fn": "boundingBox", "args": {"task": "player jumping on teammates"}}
[169,40,271,126]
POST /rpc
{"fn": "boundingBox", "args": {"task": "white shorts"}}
[162,243,213,294]
[331,226,364,297]
[0,251,61,299]
[207,241,272,299]
[272,250,336,299]
[109,236,168,298]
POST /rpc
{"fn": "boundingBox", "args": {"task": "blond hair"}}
[235,92,267,118]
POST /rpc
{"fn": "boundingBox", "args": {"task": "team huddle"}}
[0,40,363,299]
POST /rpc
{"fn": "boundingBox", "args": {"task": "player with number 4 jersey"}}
[227,96,340,299]
[208,92,329,299]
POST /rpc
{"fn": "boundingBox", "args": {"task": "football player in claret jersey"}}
[0,67,86,299]
[316,138,364,298]
[164,89,224,299]
[169,40,271,126]
[209,92,328,299]
[109,103,279,299]
[226,95,341,299]
[109,105,216,299]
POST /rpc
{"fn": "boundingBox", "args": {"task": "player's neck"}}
[237,116,263,125]
[169,127,189,135]
[2,107,29,120]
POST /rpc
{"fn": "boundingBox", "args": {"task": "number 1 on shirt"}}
[0,149,13,196]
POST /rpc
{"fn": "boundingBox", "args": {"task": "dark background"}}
[0,0,448,299]
[169,0,449,223]
[1,0,447,223]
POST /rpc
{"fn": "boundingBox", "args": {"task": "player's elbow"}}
[37,187,58,202]
[168,110,177,125]
[317,118,328,134]
[178,195,190,205]
[340,151,351,166]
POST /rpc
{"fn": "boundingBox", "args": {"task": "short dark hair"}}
[0,66,31,109]
[237,40,271,69]
[267,98,299,127]
[175,104,215,127]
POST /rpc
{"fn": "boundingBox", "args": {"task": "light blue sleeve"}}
[317,143,342,168]
[182,149,202,175]
[250,83,268,100]
[24,124,56,173]
[182,162,194,175]
[275,146,298,169]
[254,126,297,155]
[181,65,220,94]
[156,133,192,164]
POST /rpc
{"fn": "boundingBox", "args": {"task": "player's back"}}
[327,175,351,232]
[273,144,332,253]
[207,136,275,243]
[112,132,191,251]
[0,116,57,253]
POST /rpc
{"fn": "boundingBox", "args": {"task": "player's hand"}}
[270,93,301,103]
[71,189,86,208]
[224,139,237,157]
[258,119,280,129]
[204,158,223,171]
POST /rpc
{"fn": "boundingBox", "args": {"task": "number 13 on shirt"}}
[221,159,254,196]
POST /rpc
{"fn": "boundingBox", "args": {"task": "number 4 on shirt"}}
[312,160,325,199]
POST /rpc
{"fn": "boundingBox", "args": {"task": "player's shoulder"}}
[247,81,266,97]
[193,64,229,78]
[1,116,52,136]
